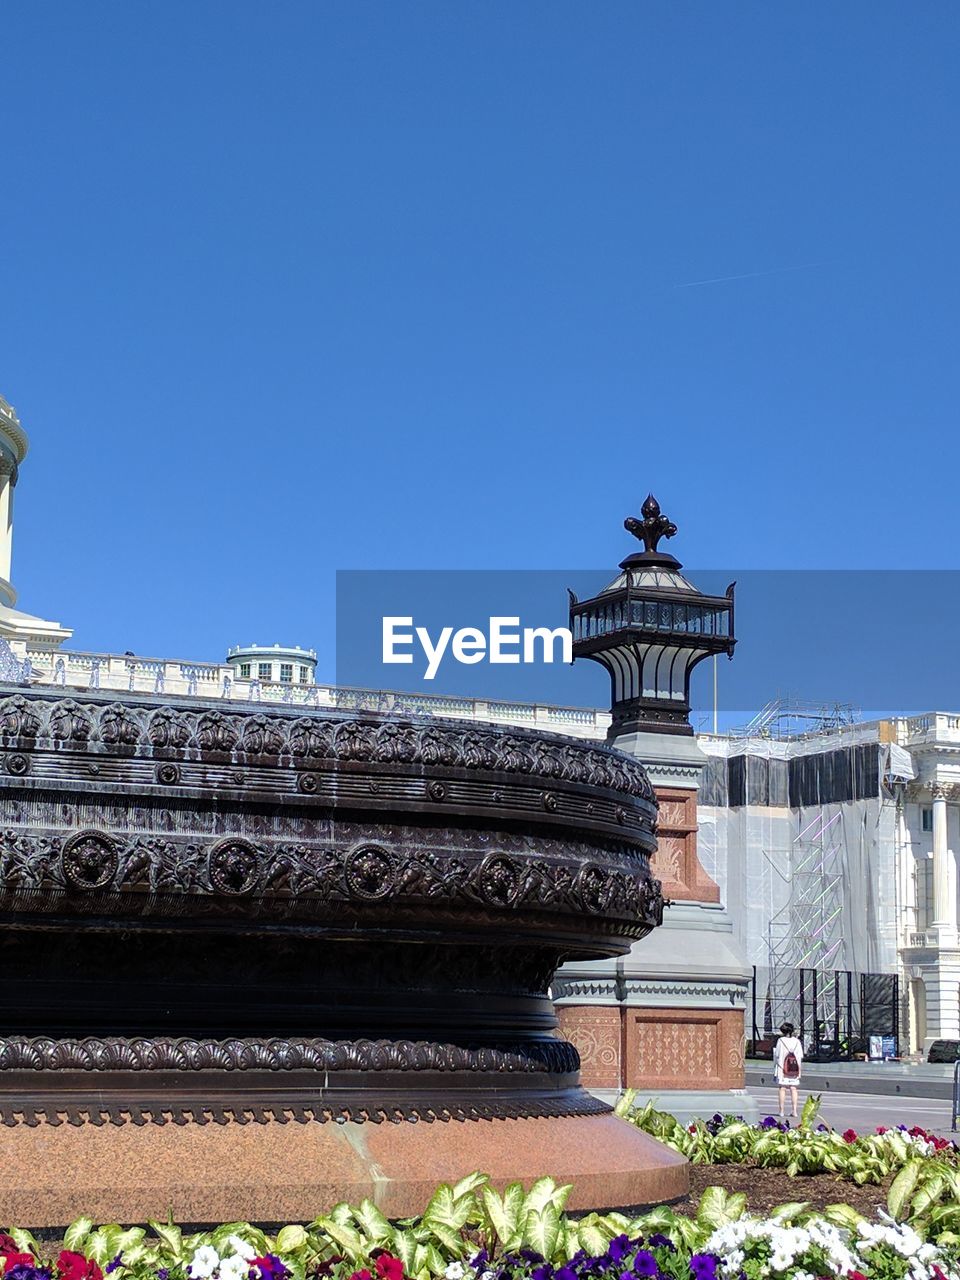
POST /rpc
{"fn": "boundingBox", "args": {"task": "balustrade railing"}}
[18,647,610,738]
[907,930,937,948]
[904,713,960,742]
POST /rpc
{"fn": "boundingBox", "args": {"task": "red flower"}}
[842,1128,858,1143]
[0,1240,22,1260]
[348,1272,371,1280]
[56,1252,103,1280]
[876,1126,887,1134]
[1,1256,37,1272]
[374,1257,404,1280]
[849,1272,868,1280]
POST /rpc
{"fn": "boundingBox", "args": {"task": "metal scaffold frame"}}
[763,808,846,1030]
[730,694,861,741]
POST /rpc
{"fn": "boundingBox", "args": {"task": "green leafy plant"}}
[616,1093,955,1186]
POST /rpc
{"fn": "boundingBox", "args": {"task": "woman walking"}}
[774,1021,804,1120]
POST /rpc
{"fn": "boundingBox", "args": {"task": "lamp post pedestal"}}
[556,496,755,1121]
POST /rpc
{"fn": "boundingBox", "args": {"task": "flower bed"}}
[3,1164,960,1280]
[616,1095,958,1186]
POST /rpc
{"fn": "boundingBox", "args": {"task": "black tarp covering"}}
[701,754,729,806]
[701,743,880,809]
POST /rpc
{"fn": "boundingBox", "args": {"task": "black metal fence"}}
[748,965,899,1061]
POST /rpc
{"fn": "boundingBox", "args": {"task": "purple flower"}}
[555,1268,578,1280]
[608,1237,631,1265]
[648,1237,675,1253]
[689,1256,719,1280]
[759,1115,779,1129]
[471,1254,489,1272]
[252,1258,287,1280]
[633,1252,657,1278]
[531,1268,554,1280]
[520,1252,544,1266]
[105,1258,124,1276]
[6,1267,52,1280]
[157,1271,169,1280]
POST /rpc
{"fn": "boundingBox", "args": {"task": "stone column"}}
[931,785,954,935]
[899,800,917,938]
[0,455,16,603]
[0,392,73,647]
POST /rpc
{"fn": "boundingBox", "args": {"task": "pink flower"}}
[374,1257,404,1280]
[57,1253,103,1280]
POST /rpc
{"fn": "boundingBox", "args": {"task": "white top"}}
[774,1035,804,1076]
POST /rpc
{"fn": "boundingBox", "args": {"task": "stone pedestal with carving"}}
[555,718,755,1121]
[556,896,755,1121]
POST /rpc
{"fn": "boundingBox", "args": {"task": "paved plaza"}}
[746,1084,957,1138]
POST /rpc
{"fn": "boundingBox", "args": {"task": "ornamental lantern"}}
[569,495,735,738]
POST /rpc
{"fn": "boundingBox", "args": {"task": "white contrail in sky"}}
[674,262,826,289]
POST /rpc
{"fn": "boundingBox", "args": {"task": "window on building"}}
[258,662,272,680]
[299,665,310,683]
[280,663,294,683]
[239,663,251,679]
[922,807,934,833]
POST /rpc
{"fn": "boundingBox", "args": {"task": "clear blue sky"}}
[2,3,958,682]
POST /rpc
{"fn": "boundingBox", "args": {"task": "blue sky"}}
[2,3,959,691]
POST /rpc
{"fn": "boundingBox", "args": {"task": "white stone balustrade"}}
[18,646,612,739]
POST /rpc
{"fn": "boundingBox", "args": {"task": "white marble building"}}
[696,718,960,1055]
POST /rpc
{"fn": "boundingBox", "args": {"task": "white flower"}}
[190,1247,222,1280]
[444,1266,465,1280]
[227,1238,256,1262]
[220,1258,249,1280]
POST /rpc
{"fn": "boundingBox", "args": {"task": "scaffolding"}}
[730,694,861,740]
[720,694,877,1037]
[763,808,846,1029]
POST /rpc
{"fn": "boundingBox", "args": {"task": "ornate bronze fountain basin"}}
[0,688,662,1133]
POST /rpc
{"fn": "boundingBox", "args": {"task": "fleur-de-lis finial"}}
[624,494,678,554]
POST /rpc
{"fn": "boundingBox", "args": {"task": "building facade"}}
[698,711,960,1056]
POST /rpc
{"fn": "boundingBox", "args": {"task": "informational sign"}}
[869,1034,898,1060]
